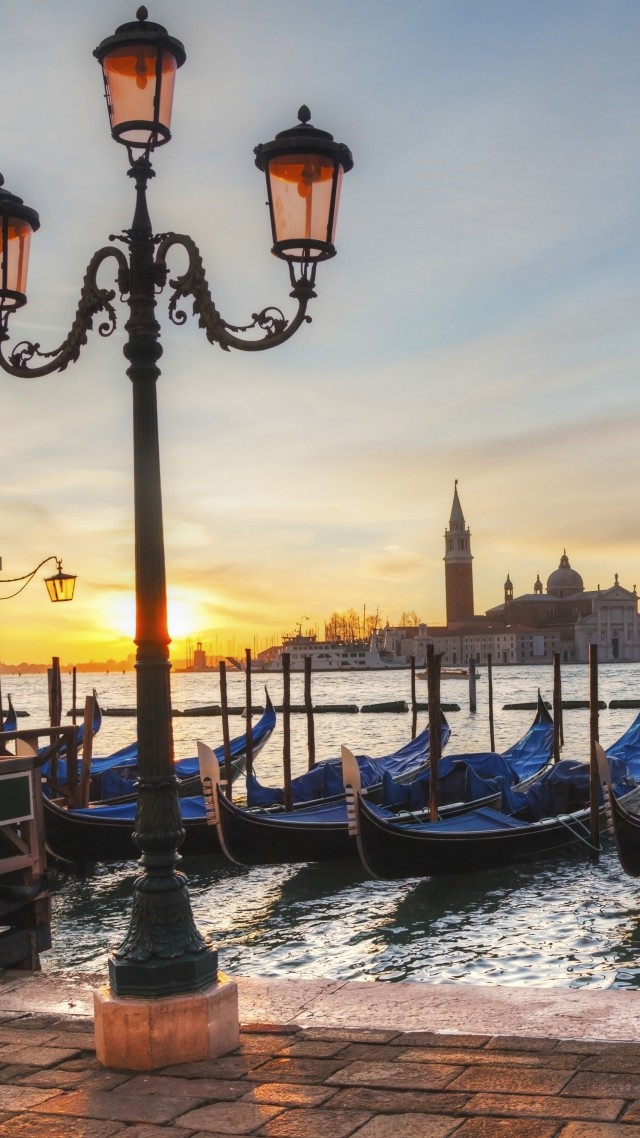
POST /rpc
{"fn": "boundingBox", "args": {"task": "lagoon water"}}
[5,661,640,990]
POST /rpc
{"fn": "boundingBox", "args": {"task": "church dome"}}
[547,551,583,598]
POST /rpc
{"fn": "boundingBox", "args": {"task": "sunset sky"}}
[1,0,639,665]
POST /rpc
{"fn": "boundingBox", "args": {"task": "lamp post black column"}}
[108,158,217,998]
[0,7,352,1004]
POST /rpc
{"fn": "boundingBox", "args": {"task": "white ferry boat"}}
[258,631,409,671]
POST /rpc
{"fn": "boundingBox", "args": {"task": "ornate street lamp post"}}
[0,6,352,1012]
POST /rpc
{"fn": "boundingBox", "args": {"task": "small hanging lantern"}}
[44,560,76,603]
[93,6,186,151]
[254,106,353,270]
[0,175,40,318]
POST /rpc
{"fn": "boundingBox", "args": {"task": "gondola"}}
[41,695,276,864]
[0,695,18,754]
[43,792,217,863]
[244,714,452,808]
[57,691,276,802]
[42,700,429,865]
[596,740,640,877]
[345,741,636,882]
[1,695,17,734]
[208,696,555,867]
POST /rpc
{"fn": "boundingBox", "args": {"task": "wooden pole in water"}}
[0,675,4,727]
[282,652,293,811]
[427,644,442,822]
[48,657,62,728]
[218,660,233,798]
[304,655,315,770]
[71,667,77,728]
[487,653,495,751]
[469,657,477,713]
[410,655,417,739]
[589,643,600,860]
[77,692,96,809]
[553,653,563,762]
[244,647,253,776]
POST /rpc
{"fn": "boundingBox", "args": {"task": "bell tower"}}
[444,480,475,625]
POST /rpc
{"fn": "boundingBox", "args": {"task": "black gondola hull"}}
[43,798,220,864]
[216,789,354,865]
[607,788,640,877]
[355,797,593,880]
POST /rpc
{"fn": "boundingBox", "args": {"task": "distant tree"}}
[399,610,422,627]
[325,608,366,641]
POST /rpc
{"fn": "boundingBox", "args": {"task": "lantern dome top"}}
[0,175,40,231]
[94,8,186,69]
[254,107,353,172]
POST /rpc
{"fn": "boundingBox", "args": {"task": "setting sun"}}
[98,590,207,644]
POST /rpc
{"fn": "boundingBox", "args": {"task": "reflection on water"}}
[46,844,640,990]
[9,663,640,989]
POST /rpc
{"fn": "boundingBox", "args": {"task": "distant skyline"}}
[1,1,640,666]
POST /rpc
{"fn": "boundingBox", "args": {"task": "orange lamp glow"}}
[0,175,40,315]
[255,107,353,269]
[94,7,186,150]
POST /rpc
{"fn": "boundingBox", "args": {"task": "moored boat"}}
[87,691,276,802]
[208,697,554,867]
[41,694,277,863]
[43,793,217,864]
[245,714,451,809]
[345,741,636,882]
[596,739,640,877]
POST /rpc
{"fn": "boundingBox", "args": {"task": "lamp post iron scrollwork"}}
[0,7,352,1000]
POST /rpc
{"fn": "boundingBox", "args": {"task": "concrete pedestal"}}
[94,975,239,1070]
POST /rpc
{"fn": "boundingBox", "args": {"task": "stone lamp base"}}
[94,975,239,1070]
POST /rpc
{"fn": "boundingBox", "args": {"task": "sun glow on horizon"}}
[98,590,214,645]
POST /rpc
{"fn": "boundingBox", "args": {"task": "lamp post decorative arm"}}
[0,246,129,378]
[155,232,314,353]
[0,234,313,376]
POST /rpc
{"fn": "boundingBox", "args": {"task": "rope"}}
[554,812,601,853]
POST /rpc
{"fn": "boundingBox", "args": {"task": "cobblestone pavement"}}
[1,1011,640,1136]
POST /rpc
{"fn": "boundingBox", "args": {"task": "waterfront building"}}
[419,486,640,665]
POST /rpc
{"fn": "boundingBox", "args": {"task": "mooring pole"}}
[553,652,563,762]
[304,655,315,770]
[282,652,292,811]
[469,657,477,714]
[427,644,442,822]
[410,655,417,739]
[589,643,600,861]
[245,647,253,776]
[219,660,233,798]
[487,653,495,751]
